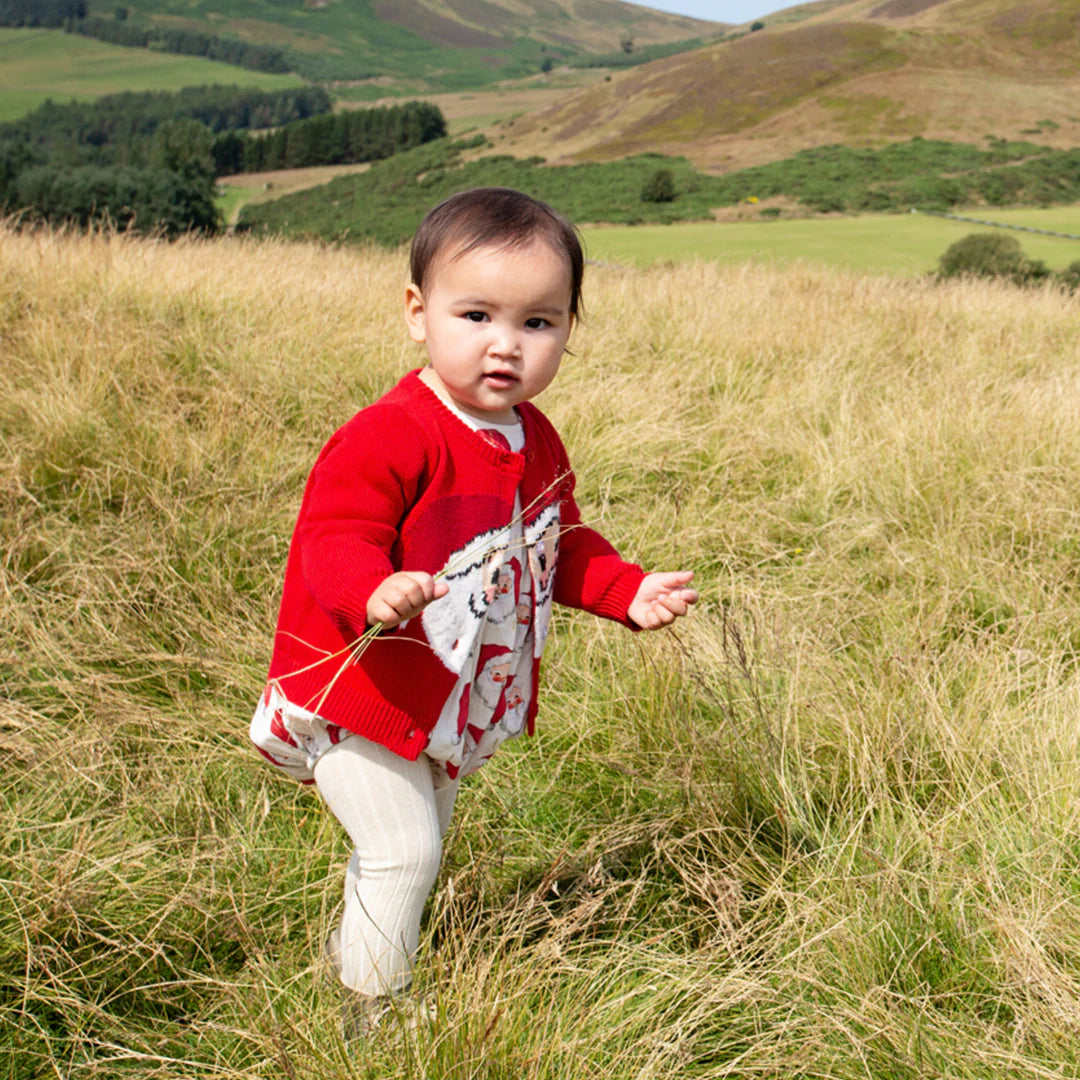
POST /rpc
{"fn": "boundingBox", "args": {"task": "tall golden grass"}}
[3,223,1080,1077]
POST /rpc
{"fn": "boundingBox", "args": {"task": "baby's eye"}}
[525,317,551,330]
[463,311,488,323]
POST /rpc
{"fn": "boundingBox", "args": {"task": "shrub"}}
[803,188,846,213]
[897,175,965,211]
[938,232,1050,286]
[641,168,676,204]
[851,187,897,212]
[1059,259,1080,292]
[976,170,1025,206]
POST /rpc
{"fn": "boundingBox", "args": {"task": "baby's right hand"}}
[366,571,449,629]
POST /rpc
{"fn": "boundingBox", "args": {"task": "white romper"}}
[250,398,536,783]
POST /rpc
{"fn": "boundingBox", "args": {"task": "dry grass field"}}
[3,225,1080,1077]
[216,165,373,225]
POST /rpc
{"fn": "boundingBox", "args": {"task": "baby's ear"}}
[404,283,427,343]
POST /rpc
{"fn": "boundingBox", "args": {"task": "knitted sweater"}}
[266,369,645,761]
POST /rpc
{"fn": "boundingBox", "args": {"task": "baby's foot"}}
[340,990,394,1041]
[340,989,435,1043]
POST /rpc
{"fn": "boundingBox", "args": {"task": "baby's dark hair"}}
[410,187,584,318]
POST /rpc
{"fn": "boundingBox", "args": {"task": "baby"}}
[250,186,697,1030]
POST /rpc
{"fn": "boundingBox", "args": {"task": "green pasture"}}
[581,207,1080,276]
[215,183,259,226]
[0,28,302,123]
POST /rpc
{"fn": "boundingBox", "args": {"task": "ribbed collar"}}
[402,368,529,474]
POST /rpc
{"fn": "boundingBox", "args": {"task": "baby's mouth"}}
[483,371,518,387]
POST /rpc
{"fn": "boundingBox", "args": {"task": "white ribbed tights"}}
[313,736,458,996]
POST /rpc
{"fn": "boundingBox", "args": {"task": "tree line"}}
[0,0,290,73]
[0,0,82,27]
[3,85,332,168]
[6,117,222,234]
[69,16,290,74]
[211,102,446,175]
[0,86,446,236]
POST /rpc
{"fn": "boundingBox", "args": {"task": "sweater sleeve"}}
[542,435,646,628]
[295,404,430,640]
[554,472,646,627]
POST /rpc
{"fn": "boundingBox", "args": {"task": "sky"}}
[623,0,795,22]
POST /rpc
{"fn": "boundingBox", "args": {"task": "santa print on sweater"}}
[263,370,646,763]
[421,501,559,674]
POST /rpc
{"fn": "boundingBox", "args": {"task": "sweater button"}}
[407,728,419,740]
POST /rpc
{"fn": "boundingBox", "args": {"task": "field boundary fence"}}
[911,207,1080,242]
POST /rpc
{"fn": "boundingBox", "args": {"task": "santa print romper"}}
[251,396,544,783]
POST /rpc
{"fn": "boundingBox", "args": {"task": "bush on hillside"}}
[641,168,676,204]
[1059,260,1080,292]
[938,232,1050,286]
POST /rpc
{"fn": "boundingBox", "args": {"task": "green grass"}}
[956,205,1080,233]
[216,182,260,225]
[582,208,1080,275]
[0,27,302,122]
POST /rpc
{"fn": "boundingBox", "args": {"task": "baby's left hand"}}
[627,571,698,630]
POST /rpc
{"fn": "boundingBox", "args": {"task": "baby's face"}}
[405,239,573,423]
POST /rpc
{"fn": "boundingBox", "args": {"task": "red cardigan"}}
[266,370,645,760]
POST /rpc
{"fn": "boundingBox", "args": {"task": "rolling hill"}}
[0,27,302,122]
[493,0,1080,171]
[102,0,723,87]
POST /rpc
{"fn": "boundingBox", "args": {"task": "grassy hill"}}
[236,134,1080,248]
[90,0,722,88]
[6,223,1080,1078]
[493,0,1080,170]
[0,27,302,122]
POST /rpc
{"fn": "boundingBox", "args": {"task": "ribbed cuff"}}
[590,564,647,630]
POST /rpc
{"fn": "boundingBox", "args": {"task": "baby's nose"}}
[488,325,521,357]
